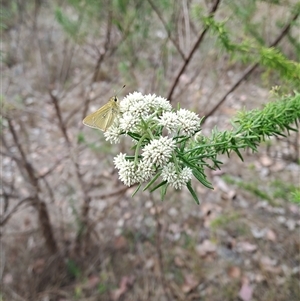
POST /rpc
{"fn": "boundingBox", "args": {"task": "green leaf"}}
[131,183,141,197]
[160,183,169,201]
[192,168,214,189]
[186,181,200,204]
[150,180,168,193]
[143,172,162,191]
[77,132,85,144]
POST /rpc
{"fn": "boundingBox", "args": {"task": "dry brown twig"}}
[147,0,185,60]
[150,193,173,301]
[3,118,58,254]
[167,0,221,101]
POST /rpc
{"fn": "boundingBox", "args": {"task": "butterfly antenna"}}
[114,85,126,96]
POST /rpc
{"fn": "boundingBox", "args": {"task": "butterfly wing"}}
[83,97,119,131]
[83,104,113,131]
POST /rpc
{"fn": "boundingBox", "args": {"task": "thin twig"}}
[49,90,70,145]
[0,197,33,226]
[147,0,185,59]
[5,119,58,254]
[150,193,172,301]
[167,0,221,101]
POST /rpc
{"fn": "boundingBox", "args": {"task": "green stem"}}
[134,133,148,166]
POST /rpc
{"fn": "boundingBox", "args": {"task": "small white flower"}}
[119,113,140,133]
[104,123,122,144]
[136,160,154,182]
[162,163,193,189]
[151,96,172,112]
[114,153,138,186]
[142,136,176,167]
[130,100,151,118]
[161,162,177,183]
[179,167,193,184]
[120,92,144,113]
[158,111,180,133]
[143,94,157,105]
[113,153,128,169]
[177,108,201,136]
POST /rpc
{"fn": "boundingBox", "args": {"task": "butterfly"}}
[82,96,120,131]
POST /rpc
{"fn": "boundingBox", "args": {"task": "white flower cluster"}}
[114,153,155,186]
[158,108,201,136]
[142,136,176,167]
[103,123,122,144]
[161,162,193,189]
[107,92,201,191]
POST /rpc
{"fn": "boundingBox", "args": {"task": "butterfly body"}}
[83,96,120,131]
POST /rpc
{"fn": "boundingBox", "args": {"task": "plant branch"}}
[5,118,58,254]
[150,193,172,301]
[147,0,185,59]
[204,11,299,120]
[167,0,221,101]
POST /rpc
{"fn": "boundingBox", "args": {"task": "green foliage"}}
[291,190,300,204]
[0,1,18,31]
[66,259,81,278]
[187,93,299,171]
[210,213,240,229]
[55,7,83,41]
[77,132,85,144]
[203,14,300,87]
[223,175,299,205]
[259,47,300,82]
[97,282,109,294]
[271,180,300,203]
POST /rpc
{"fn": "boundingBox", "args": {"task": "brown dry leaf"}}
[114,236,127,250]
[169,223,180,234]
[289,204,299,214]
[145,258,155,270]
[196,240,216,257]
[87,274,100,288]
[266,229,277,241]
[228,266,241,279]
[236,242,257,253]
[214,177,237,200]
[270,161,285,172]
[174,256,184,267]
[260,256,277,267]
[260,256,281,273]
[31,258,46,274]
[3,273,13,284]
[238,279,253,301]
[182,274,198,293]
[260,155,273,167]
[214,176,231,192]
[123,212,131,220]
[111,276,135,301]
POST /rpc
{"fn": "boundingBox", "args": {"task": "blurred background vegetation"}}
[1,0,299,300]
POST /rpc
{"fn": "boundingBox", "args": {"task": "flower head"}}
[158,111,181,134]
[114,153,139,186]
[177,108,201,136]
[142,136,176,167]
[104,122,122,143]
[120,92,144,113]
[146,94,172,113]
[161,163,193,189]
[119,113,140,133]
